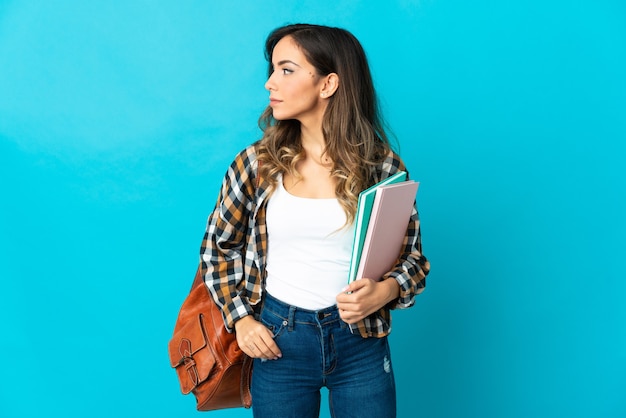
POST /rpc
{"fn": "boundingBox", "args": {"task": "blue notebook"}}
[347,171,407,284]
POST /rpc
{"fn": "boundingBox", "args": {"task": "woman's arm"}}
[201,147,282,359]
[201,148,257,331]
[336,276,400,324]
[337,152,430,323]
[336,205,429,323]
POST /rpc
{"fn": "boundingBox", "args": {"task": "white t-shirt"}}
[265,176,355,310]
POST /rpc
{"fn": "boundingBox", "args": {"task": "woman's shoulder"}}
[227,142,261,175]
[379,149,407,176]
[232,142,259,165]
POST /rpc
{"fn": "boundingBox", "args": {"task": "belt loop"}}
[288,305,296,331]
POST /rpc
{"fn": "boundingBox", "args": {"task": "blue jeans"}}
[251,292,396,418]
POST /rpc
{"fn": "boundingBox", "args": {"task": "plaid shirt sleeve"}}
[351,151,431,337]
[200,147,258,332]
[385,151,430,308]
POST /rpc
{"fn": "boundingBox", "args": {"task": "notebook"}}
[347,171,407,284]
[354,180,419,282]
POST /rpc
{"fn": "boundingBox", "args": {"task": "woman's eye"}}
[281,68,293,75]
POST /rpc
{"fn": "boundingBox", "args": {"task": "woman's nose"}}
[265,72,276,91]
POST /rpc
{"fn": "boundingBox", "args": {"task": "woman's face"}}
[265,36,326,126]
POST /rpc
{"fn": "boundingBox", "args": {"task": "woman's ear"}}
[320,73,339,98]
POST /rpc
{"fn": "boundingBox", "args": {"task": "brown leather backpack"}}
[168,265,252,410]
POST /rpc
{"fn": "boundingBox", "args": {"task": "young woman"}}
[201,23,430,418]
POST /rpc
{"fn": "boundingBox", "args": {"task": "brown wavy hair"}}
[256,24,393,226]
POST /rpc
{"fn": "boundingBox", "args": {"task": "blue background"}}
[1,1,624,417]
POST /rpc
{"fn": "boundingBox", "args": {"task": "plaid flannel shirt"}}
[201,143,430,338]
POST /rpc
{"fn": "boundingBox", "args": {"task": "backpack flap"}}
[169,313,216,394]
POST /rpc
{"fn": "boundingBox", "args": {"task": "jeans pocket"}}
[259,308,288,339]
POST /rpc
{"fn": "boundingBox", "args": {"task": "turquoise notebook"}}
[347,171,407,284]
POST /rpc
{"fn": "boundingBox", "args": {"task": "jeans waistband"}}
[262,292,341,329]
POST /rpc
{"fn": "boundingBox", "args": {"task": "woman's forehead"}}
[272,36,305,64]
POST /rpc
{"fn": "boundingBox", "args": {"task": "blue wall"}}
[1,1,624,417]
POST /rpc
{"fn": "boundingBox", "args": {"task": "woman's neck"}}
[297,102,329,157]
[299,123,327,162]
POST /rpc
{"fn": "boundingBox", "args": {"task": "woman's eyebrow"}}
[274,59,301,67]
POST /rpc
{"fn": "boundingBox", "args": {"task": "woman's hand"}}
[234,316,282,360]
[336,278,400,324]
